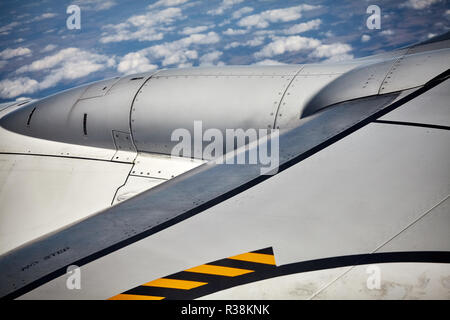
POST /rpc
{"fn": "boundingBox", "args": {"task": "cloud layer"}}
[0,48,114,98]
[238,4,319,28]
[1,0,445,100]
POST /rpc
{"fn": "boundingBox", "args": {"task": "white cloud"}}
[199,50,223,66]
[148,0,190,9]
[31,12,57,22]
[118,31,221,69]
[180,25,209,35]
[309,43,352,58]
[0,47,32,60]
[101,28,164,43]
[238,4,320,29]
[380,29,394,36]
[177,62,193,68]
[9,48,115,97]
[160,49,197,66]
[225,36,265,49]
[361,34,371,42]
[14,38,25,43]
[309,43,353,62]
[224,41,240,49]
[0,77,39,99]
[254,36,321,58]
[100,7,183,43]
[17,48,114,74]
[129,7,183,28]
[41,44,58,53]
[253,59,286,66]
[15,96,31,101]
[117,52,158,74]
[208,0,244,15]
[74,0,117,11]
[223,28,249,35]
[218,19,231,27]
[284,19,322,35]
[231,6,253,19]
[94,0,116,10]
[146,31,220,66]
[0,22,20,35]
[178,31,220,46]
[254,34,353,63]
[321,53,354,63]
[401,0,441,9]
[254,29,276,37]
[246,37,266,46]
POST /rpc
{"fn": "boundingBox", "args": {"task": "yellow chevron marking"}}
[185,264,254,277]
[143,278,207,290]
[229,252,276,265]
[109,294,165,300]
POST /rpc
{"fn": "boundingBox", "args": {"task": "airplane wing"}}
[0,33,449,300]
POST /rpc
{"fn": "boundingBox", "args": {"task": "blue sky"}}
[0,0,449,102]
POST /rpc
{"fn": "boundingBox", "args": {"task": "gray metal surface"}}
[0,154,132,255]
[379,48,450,94]
[0,73,155,150]
[79,77,120,99]
[379,80,450,127]
[378,196,450,253]
[406,30,450,54]
[302,58,397,117]
[0,84,89,143]
[131,66,303,156]
[0,100,32,112]
[0,92,399,298]
[304,47,450,117]
[157,65,302,76]
[200,262,450,299]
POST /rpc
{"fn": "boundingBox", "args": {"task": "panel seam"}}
[272,65,305,129]
[309,194,450,299]
[373,119,450,131]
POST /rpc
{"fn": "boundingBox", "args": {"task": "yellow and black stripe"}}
[108,248,450,300]
[109,247,276,300]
